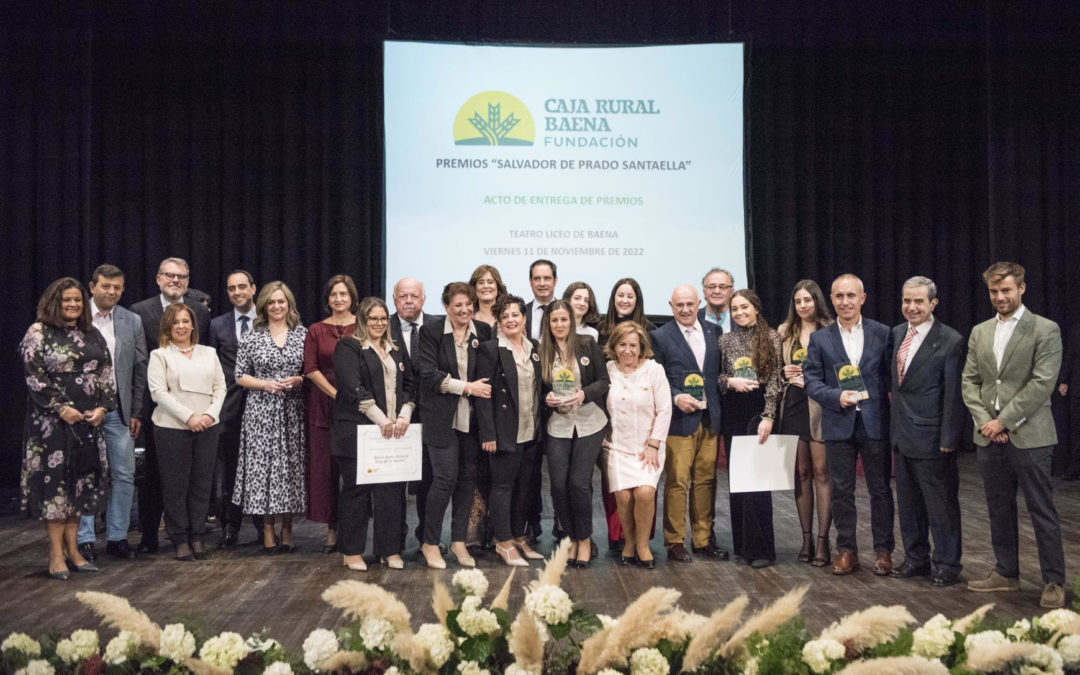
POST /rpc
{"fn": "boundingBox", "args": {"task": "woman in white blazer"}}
[147,303,226,561]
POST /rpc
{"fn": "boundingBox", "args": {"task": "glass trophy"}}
[552,366,577,401]
[682,372,705,402]
[733,356,758,380]
[835,363,869,400]
[791,347,807,366]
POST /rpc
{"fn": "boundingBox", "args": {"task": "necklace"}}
[171,342,194,353]
[328,321,351,340]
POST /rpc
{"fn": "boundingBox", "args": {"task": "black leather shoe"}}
[136,540,159,554]
[77,542,97,563]
[218,531,238,549]
[636,557,656,569]
[931,570,962,587]
[667,543,692,562]
[105,539,137,560]
[620,555,637,566]
[890,560,931,578]
[692,543,730,560]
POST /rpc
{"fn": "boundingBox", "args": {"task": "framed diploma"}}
[728,434,799,493]
[834,363,869,400]
[356,424,423,485]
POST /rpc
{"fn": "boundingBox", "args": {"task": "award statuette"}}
[834,364,869,401]
[682,372,705,402]
[791,347,807,366]
[733,356,758,381]
[552,366,577,401]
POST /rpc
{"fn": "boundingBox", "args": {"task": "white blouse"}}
[148,344,227,430]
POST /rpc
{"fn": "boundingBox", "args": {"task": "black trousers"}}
[137,418,164,547]
[154,425,220,546]
[977,441,1065,584]
[825,412,894,554]
[423,430,480,545]
[545,430,604,541]
[894,450,962,573]
[337,456,404,558]
[489,442,536,542]
[524,439,545,536]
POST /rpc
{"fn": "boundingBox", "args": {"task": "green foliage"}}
[445,609,466,638]
[548,621,571,640]
[1073,571,1080,612]
[751,620,812,675]
[460,635,492,662]
[492,608,511,632]
[861,627,914,659]
[569,607,603,636]
[655,637,688,673]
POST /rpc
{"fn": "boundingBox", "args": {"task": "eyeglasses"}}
[366,316,389,324]
[705,284,733,291]
[159,272,190,280]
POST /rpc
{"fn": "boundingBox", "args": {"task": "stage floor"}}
[0,452,1075,648]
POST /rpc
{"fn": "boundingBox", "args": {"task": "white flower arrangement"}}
[103,630,141,665]
[964,629,1009,653]
[1039,609,1080,634]
[524,585,573,625]
[1021,643,1065,674]
[14,659,54,675]
[802,638,845,674]
[630,647,670,675]
[415,623,455,668]
[505,663,542,675]
[199,631,250,669]
[384,667,401,675]
[159,623,196,662]
[597,614,618,629]
[263,662,295,675]
[457,595,501,637]
[742,655,759,675]
[359,617,395,651]
[458,659,491,675]
[246,635,281,652]
[453,568,490,597]
[302,628,339,671]
[1057,634,1080,668]
[1009,618,1033,641]
[55,629,99,664]
[596,670,623,675]
[2,633,42,656]
[911,614,955,658]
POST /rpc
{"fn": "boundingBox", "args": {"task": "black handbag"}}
[66,421,102,475]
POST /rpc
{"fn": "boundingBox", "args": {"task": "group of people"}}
[19,257,1067,608]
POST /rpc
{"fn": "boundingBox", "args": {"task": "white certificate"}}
[355,424,423,485]
[728,434,798,493]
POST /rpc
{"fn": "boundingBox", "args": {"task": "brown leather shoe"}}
[832,549,860,575]
[873,549,893,576]
[667,543,692,562]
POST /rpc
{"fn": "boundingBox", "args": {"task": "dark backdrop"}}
[2,1,1078,487]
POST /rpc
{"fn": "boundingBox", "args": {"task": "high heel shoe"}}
[495,543,529,567]
[512,538,544,560]
[811,535,831,567]
[48,568,70,580]
[192,541,209,561]
[797,530,813,564]
[450,545,475,568]
[381,556,405,570]
[420,544,447,570]
[343,555,368,571]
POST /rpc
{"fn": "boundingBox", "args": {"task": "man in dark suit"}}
[75,264,147,562]
[129,257,212,553]
[389,276,437,547]
[651,284,727,563]
[207,270,260,547]
[887,276,965,587]
[962,261,1065,609]
[804,273,894,576]
[523,259,557,542]
[699,268,735,333]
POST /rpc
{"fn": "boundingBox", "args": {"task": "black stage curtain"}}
[2,1,1078,487]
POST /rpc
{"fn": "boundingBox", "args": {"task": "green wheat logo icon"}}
[454,91,535,146]
[469,104,519,146]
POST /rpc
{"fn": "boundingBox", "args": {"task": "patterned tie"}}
[896,325,917,384]
[239,315,250,337]
[409,322,419,357]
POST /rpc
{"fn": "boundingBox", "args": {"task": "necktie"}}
[239,315,250,337]
[409,322,419,357]
[896,325,917,384]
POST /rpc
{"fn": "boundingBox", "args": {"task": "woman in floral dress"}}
[233,281,307,554]
[20,277,116,579]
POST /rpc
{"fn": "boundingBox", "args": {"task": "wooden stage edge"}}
[0,452,1077,649]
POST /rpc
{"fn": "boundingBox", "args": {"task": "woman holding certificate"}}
[476,295,543,567]
[718,289,783,569]
[538,300,609,568]
[332,297,415,571]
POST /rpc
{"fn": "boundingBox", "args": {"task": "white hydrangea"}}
[911,615,955,659]
[384,667,401,675]
[802,638,846,674]
[1018,644,1064,675]
[103,630,141,665]
[263,662,295,675]
[524,585,573,625]
[1039,609,1080,634]
[199,631,250,670]
[1058,635,1080,668]
[452,568,490,597]
[1009,618,1033,641]
[457,596,501,637]
[596,670,623,675]
[742,656,759,675]
[597,614,618,629]
[2,633,42,656]
[630,647,670,675]
[414,623,455,668]
[246,635,281,652]
[505,663,542,675]
[457,659,491,675]
[359,617,395,651]
[14,659,54,675]
[55,630,98,664]
[302,629,339,672]
[159,623,196,662]
[964,629,1009,654]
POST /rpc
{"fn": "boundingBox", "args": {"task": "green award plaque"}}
[835,363,869,400]
[683,372,705,402]
[553,366,576,400]
[733,356,758,380]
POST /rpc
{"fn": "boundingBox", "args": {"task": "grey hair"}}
[158,257,190,274]
[902,275,937,301]
[832,273,864,294]
[702,267,735,286]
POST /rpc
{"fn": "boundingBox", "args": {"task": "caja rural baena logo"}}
[453,91,535,146]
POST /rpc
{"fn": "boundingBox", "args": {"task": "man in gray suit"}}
[962,261,1066,608]
[888,276,965,587]
[75,265,147,562]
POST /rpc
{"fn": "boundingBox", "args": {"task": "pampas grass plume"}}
[577,586,681,674]
[952,603,994,635]
[682,595,750,672]
[320,650,370,673]
[720,586,807,660]
[964,640,1051,672]
[491,567,516,611]
[839,656,949,674]
[819,604,916,652]
[509,608,544,671]
[432,579,455,624]
[185,658,232,675]
[76,591,162,649]
[392,633,437,675]
[535,537,573,588]
[322,580,413,634]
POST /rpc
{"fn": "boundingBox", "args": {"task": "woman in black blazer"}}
[332,297,416,571]
[538,300,609,567]
[475,295,543,567]
[416,282,492,569]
